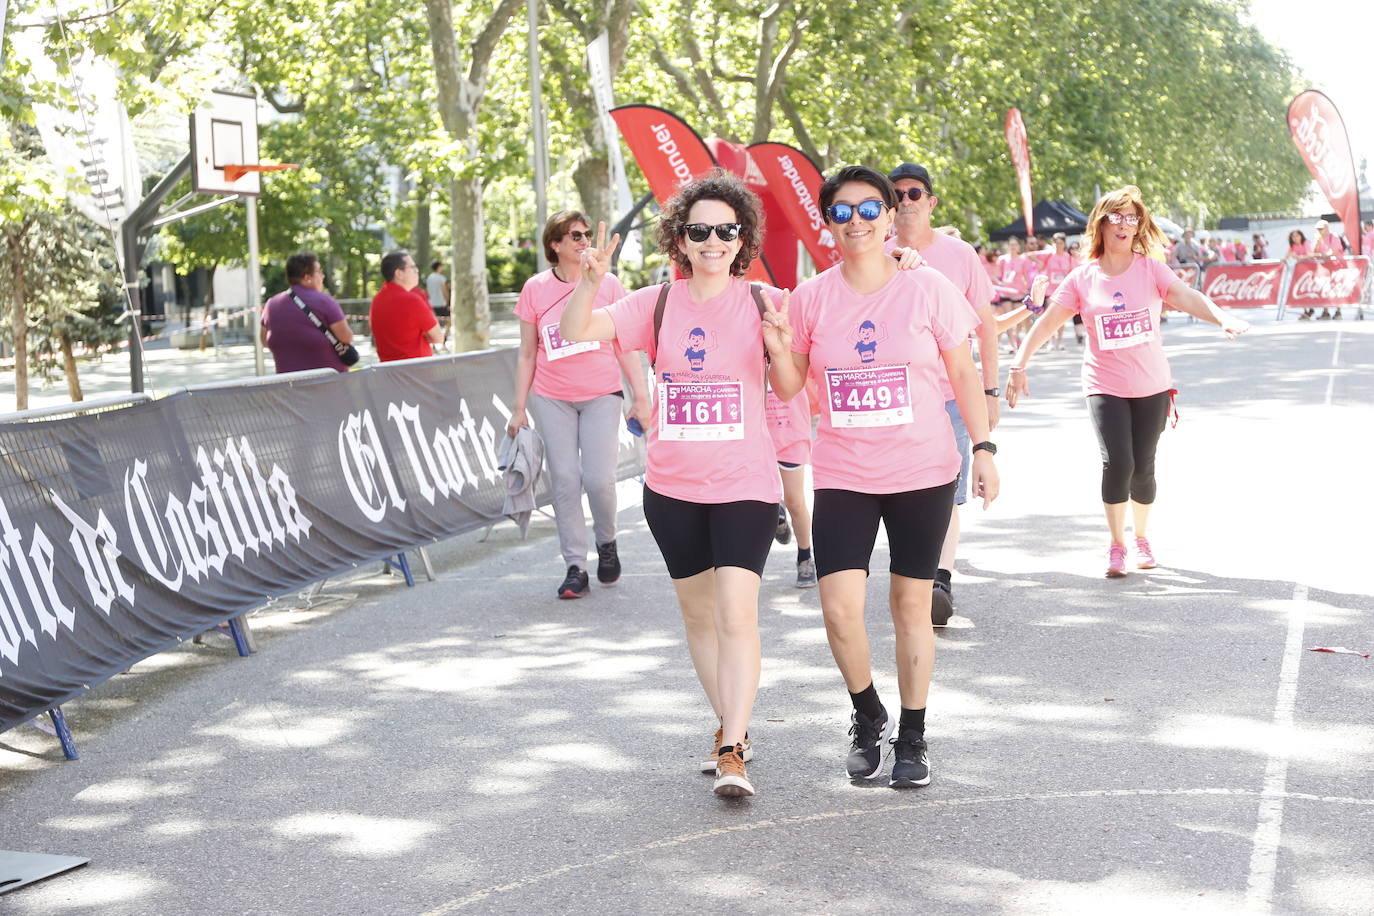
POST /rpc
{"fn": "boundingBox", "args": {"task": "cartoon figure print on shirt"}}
[848,320,889,364]
[1097,289,1155,352]
[825,319,911,429]
[660,325,742,441]
[679,326,717,371]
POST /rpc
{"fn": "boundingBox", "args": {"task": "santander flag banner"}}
[1200,261,1285,308]
[1284,257,1369,307]
[1288,90,1362,255]
[1004,108,1035,239]
[610,105,716,204]
[748,142,840,272]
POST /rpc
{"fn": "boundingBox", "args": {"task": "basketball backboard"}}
[191,90,261,196]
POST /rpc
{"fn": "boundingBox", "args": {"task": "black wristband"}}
[971,441,997,456]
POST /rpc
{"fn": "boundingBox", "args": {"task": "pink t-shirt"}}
[996,253,1035,298]
[766,391,812,465]
[1288,241,1311,258]
[606,278,782,504]
[791,266,979,494]
[1362,229,1374,256]
[1314,233,1343,257]
[887,234,991,402]
[515,270,627,402]
[1050,254,1177,398]
[1042,252,1076,295]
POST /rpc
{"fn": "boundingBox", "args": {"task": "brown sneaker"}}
[700,726,753,773]
[713,744,755,797]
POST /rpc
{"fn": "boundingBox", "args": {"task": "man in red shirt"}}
[370,251,445,361]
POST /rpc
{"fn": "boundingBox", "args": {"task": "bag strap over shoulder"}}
[651,282,671,368]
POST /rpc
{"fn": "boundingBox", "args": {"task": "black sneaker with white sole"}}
[931,580,954,627]
[845,706,891,778]
[889,729,930,788]
[557,565,589,599]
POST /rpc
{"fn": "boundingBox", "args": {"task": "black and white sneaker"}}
[774,505,792,545]
[596,541,621,585]
[931,580,954,627]
[845,706,891,778]
[889,729,930,788]
[557,565,589,599]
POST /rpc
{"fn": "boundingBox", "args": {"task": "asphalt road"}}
[1,313,1370,915]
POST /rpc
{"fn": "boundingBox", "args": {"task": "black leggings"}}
[1087,392,1171,505]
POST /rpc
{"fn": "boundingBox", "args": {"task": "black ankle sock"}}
[935,568,952,586]
[849,683,884,721]
[900,707,926,735]
[797,546,812,562]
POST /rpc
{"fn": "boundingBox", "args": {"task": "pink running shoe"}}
[1135,537,1157,569]
[1106,543,1128,578]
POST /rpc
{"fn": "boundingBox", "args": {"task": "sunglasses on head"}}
[564,230,591,242]
[1104,212,1141,227]
[682,222,742,243]
[894,187,930,202]
[826,199,886,224]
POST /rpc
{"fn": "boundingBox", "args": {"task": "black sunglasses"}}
[894,187,930,202]
[564,230,591,242]
[683,222,742,243]
[826,199,886,224]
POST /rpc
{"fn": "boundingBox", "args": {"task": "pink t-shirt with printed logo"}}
[515,269,628,402]
[606,278,782,505]
[1042,252,1076,295]
[996,253,1035,298]
[766,391,812,465]
[886,234,991,402]
[1050,254,1178,398]
[791,266,979,494]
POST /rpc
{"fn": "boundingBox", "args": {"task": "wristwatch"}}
[984,387,1000,397]
[971,441,997,456]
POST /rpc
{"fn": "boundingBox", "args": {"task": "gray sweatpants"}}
[527,392,621,568]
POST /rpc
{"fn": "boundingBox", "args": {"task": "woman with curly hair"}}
[560,170,801,799]
[1006,186,1249,577]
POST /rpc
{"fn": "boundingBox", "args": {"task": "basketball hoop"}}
[222,163,299,183]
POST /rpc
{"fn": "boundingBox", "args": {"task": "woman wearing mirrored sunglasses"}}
[560,171,802,799]
[509,210,651,600]
[1006,186,1249,577]
[788,165,999,789]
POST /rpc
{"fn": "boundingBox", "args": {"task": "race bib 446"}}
[1095,307,1155,351]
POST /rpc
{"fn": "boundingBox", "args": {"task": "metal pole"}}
[121,220,144,393]
[245,196,265,376]
[527,0,549,272]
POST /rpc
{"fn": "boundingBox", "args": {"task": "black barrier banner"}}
[0,350,645,733]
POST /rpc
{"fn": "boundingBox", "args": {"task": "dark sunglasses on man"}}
[682,222,742,243]
[893,187,930,202]
[825,200,886,224]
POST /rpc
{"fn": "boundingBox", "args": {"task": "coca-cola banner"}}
[1173,265,1200,288]
[1284,257,1369,307]
[610,104,716,204]
[0,351,645,734]
[747,142,841,272]
[1199,260,1286,308]
[1288,91,1362,255]
[1004,108,1035,239]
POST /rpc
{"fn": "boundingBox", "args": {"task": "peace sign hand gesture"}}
[579,222,622,285]
[761,288,793,358]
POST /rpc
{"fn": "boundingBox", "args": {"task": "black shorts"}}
[642,486,778,579]
[812,483,956,580]
[432,306,451,318]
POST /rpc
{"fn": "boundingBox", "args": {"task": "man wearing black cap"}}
[886,162,1000,626]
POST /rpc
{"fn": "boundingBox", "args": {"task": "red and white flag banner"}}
[610,105,716,204]
[747,142,841,272]
[1284,257,1369,307]
[1287,90,1362,255]
[1173,265,1200,288]
[1200,261,1285,308]
[1004,108,1035,239]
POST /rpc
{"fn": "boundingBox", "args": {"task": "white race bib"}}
[541,323,600,360]
[1095,307,1155,351]
[824,365,913,428]
[659,381,745,441]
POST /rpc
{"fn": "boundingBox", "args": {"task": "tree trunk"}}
[573,148,612,224]
[414,183,432,274]
[60,332,83,402]
[9,233,29,411]
[449,173,490,350]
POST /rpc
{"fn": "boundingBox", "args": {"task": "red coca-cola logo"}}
[1203,267,1280,303]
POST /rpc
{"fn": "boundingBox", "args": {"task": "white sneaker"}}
[713,745,755,797]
